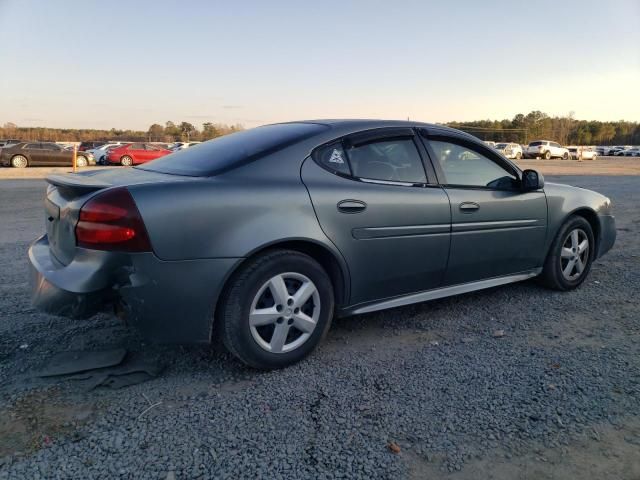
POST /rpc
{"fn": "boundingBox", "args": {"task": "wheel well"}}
[571,209,600,253]
[225,241,348,307]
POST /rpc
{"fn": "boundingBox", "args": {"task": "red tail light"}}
[76,187,152,252]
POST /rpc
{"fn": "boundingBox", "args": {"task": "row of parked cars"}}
[483,140,637,160]
[0,139,201,168]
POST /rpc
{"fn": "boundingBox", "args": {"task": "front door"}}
[301,128,451,306]
[421,134,548,285]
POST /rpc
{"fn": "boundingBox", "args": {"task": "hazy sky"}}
[0,0,638,130]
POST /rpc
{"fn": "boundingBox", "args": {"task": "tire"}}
[218,249,334,369]
[76,156,88,167]
[515,152,522,160]
[11,155,28,168]
[544,151,551,160]
[592,155,597,161]
[120,155,133,166]
[538,215,595,291]
[562,152,569,160]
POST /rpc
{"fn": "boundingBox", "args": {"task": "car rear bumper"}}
[29,234,241,343]
[597,215,616,259]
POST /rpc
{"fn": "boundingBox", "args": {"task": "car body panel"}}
[26,120,617,344]
[301,157,451,305]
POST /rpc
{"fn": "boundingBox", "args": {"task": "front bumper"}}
[29,234,241,343]
[597,215,616,259]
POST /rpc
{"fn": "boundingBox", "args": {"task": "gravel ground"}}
[0,174,638,479]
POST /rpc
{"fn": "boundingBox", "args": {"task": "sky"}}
[0,0,638,130]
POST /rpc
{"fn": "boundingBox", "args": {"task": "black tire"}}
[217,249,334,369]
[120,155,133,166]
[515,152,522,160]
[538,216,595,291]
[544,150,551,160]
[562,152,569,160]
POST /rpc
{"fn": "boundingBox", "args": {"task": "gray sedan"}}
[29,120,616,369]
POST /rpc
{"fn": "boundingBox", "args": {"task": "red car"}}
[106,143,172,166]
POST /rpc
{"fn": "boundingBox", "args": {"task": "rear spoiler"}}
[46,174,112,193]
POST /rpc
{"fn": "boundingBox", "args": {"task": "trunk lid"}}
[44,168,193,265]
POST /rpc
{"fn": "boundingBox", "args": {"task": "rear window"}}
[528,141,544,146]
[138,122,329,176]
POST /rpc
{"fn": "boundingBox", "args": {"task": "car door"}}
[127,143,146,164]
[420,133,548,285]
[41,143,70,165]
[301,128,451,306]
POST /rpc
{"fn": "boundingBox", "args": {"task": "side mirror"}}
[521,169,544,191]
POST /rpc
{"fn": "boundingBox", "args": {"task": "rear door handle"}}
[459,202,480,213]
[337,199,367,214]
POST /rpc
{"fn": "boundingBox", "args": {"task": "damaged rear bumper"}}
[28,234,241,344]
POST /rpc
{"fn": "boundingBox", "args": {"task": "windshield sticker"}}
[329,149,344,164]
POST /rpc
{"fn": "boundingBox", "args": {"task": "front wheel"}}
[218,249,334,369]
[563,152,569,160]
[11,155,28,168]
[539,216,594,291]
[120,155,133,166]
[76,156,88,167]
[544,151,551,160]
[515,152,522,160]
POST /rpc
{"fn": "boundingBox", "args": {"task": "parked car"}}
[1,142,94,167]
[525,140,570,160]
[613,147,630,156]
[567,146,598,161]
[106,143,172,166]
[623,147,640,157]
[78,141,107,151]
[87,143,126,165]
[484,141,496,148]
[29,120,616,369]
[494,142,523,159]
[170,141,202,151]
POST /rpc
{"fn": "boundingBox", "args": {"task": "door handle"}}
[337,199,367,214]
[459,202,480,213]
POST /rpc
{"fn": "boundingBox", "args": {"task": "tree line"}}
[1,112,639,145]
[0,121,244,143]
[446,111,640,146]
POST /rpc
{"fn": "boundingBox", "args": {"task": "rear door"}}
[301,128,451,306]
[128,143,147,164]
[421,133,547,285]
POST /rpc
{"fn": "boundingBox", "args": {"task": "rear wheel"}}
[76,156,88,167]
[218,249,334,369]
[120,155,133,166]
[515,152,522,160]
[562,152,569,160]
[544,150,551,160]
[539,216,594,291]
[11,155,28,168]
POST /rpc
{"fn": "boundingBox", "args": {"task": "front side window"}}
[345,138,426,183]
[428,140,518,190]
[130,143,145,150]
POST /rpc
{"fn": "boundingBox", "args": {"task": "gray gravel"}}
[0,175,638,479]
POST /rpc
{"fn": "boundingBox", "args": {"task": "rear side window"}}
[139,122,329,176]
[314,142,351,176]
[130,143,145,150]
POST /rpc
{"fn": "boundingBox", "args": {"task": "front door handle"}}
[337,199,367,214]
[459,202,480,213]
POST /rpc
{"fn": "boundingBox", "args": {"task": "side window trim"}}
[419,133,522,190]
[311,128,431,187]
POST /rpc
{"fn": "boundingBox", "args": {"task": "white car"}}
[567,146,598,160]
[170,141,202,151]
[484,141,496,148]
[87,143,126,165]
[494,142,523,159]
[525,140,570,160]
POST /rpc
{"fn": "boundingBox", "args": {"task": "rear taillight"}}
[76,187,151,252]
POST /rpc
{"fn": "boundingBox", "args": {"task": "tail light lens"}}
[76,187,152,252]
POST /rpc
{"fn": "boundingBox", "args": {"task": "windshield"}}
[138,122,329,176]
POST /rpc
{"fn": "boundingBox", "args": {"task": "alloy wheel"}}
[249,272,320,353]
[560,228,589,281]
[11,155,28,168]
